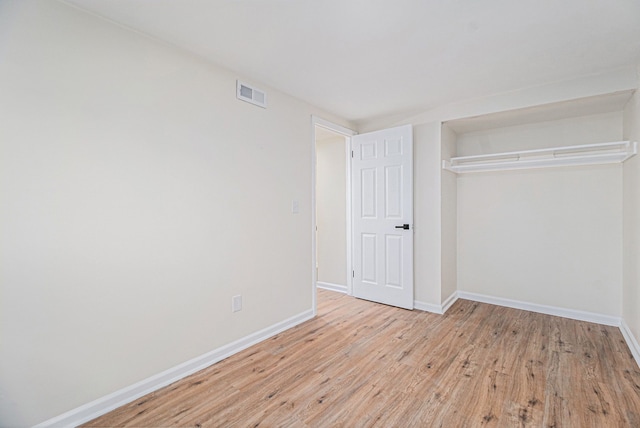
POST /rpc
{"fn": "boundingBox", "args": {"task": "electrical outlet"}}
[232,295,242,312]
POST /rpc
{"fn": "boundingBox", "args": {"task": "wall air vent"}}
[236,80,267,108]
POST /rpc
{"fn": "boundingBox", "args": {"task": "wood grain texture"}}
[83,290,640,427]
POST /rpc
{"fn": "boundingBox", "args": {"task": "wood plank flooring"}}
[84,290,640,427]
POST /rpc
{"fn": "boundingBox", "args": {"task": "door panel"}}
[361,168,377,218]
[385,165,403,218]
[352,124,413,309]
[361,234,377,283]
[385,234,403,288]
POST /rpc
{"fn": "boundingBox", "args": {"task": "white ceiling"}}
[63,0,640,126]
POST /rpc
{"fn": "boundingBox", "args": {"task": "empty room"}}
[2,0,640,426]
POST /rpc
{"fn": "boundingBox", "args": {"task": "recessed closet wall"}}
[440,124,457,303]
[452,112,624,316]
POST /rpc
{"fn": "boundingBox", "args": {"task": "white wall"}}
[316,135,347,286]
[440,124,457,303]
[623,90,640,342]
[456,112,625,155]
[413,122,443,306]
[0,1,351,426]
[457,113,624,315]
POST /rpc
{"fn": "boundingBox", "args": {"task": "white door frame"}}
[311,115,356,316]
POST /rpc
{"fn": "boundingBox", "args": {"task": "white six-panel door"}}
[352,125,413,309]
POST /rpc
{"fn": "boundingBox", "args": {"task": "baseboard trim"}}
[414,300,443,314]
[34,309,315,428]
[316,281,348,294]
[441,291,458,314]
[457,291,620,327]
[620,319,640,369]
[414,292,459,315]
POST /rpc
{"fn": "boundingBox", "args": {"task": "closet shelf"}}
[442,141,637,174]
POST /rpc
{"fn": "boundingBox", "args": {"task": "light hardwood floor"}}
[84,289,640,427]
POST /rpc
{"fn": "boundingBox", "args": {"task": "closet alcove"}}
[440,91,636,316]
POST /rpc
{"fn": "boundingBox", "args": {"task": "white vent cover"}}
[236,80,267,108]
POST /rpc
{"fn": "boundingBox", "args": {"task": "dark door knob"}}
[395,224,410,230]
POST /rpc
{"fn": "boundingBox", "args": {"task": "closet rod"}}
[443,141,637,174]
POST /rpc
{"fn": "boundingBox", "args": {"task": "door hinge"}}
[351,150,354,158]
[352,270,355,278]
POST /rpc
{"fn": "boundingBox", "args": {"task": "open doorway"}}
[316,126,349,292]
[312,117,356,312]
[312,119,414,312]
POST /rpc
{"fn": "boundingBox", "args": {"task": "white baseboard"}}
[620,319,640,369]
[414,300,443,314]
[414,291,459,315]
[316,281,348,293]
[34,309,315,428]
[456,291,620,327]
[441,291,458,313]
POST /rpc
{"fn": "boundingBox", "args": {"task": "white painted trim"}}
[317,281,348,294]
[414,292,459,315]
[620,319,640,369]
[457,291,621,326]
[311,117,318,317]
[441,291,459,314]
[414,300,444,314]
[345,135,353,296]
[313,116,356,137]
[34,309,314,428]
